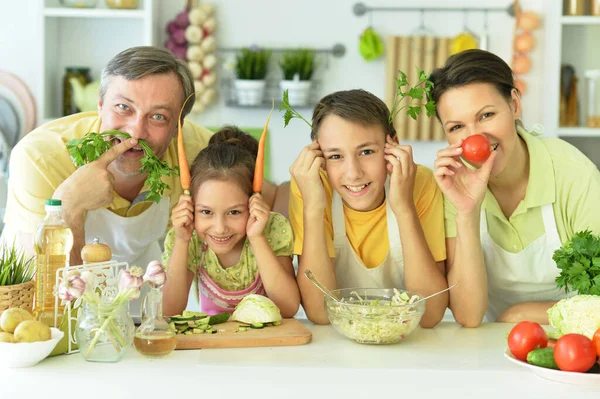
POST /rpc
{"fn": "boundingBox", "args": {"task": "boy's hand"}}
[289,142,326,211]
[172,194,195,242]
[384,136,416,214]
[246,193,270,239]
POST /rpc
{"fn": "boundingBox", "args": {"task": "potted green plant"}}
[279,48,316,106]
[234,46,272,106]
[0,243,35,313]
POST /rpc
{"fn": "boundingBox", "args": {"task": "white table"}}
[1,321,598,399]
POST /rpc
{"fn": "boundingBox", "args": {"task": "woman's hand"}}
[434,139,497,215]
[246,193,270,239]
[384,136,417,215]
[172,194,195,242]
[289,142,326,211]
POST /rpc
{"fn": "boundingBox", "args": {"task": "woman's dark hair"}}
[189,125,258,198]
[310,89,396,140]
[429,49,520,119]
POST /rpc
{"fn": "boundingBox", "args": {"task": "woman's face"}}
[436,82,522,176]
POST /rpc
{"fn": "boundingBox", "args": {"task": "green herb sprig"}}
[0,243,35,286]
[389,67,436,123]
[279,89,312,128]
[553,229,600,295]
[66,130,179,204]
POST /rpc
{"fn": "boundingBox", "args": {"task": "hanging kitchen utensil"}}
[480,10,489,51]
[451,11,479,55]
[408,10,436,52]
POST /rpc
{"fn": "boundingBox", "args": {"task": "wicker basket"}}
[0,280,35,313]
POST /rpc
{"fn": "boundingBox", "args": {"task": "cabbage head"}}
[547,295,600,339]
[232,294,282,324]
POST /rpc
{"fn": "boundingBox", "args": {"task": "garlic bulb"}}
[202,71,216,87]
[194,79,206,94]
[202,54,217,71]
[185,25,204,44]
[188,61,203,79]
[189,8,207,26]
[203,17,216,34]
[187,45,205,62]
[201,88,216,105]
[200,36,216,53]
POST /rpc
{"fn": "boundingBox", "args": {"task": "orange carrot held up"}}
[253,100,274,193]
[178,92,196,195]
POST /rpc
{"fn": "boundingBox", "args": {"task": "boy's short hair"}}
[310,89,396,140]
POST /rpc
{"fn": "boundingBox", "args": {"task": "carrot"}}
[253,100,274,193]
[177,92,197,195]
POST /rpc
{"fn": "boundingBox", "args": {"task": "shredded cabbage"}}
[547,295,600,339]
[231,294,282,324]
[327,289,423,344]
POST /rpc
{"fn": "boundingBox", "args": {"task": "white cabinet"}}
[40,0,158,123]
[544,1,600,137]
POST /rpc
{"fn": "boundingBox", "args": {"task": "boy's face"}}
[317,114,388,212]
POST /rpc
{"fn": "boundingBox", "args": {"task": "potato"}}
[0,308,33,333]
[0,331,14,343]
[13,320,51,343]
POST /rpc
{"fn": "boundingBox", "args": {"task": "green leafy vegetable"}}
[389,67,436,123]
[231,294,282,324]
[278,89,313,128]
[66,130,179,203]
[553,229,600,295]
[547,295,600,339]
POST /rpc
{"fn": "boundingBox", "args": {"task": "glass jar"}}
[585,70,600,128]
[591,0,600,15]
[63,67,90,117]
[106,0,139,9]
[564,0,586,15]
[59,0,97,8]
[133,287,177,359]
[75,300,135,362]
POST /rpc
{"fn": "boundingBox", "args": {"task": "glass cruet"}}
[133,286,177,358]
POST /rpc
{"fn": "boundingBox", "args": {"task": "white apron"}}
[482,204,569,321]
[84,196,171,267]
[332,180,405,289]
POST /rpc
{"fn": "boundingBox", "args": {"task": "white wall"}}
[0,0,546,183]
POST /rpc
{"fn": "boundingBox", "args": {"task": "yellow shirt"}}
[4,111,213,233]
[289,165,447,268]
[444,127,600,251]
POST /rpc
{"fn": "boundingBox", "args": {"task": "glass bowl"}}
[325,288,425,345]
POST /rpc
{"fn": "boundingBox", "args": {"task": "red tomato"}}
[462,134,491,163]
[554,333,597,373]
[592,328,600,358]
[507,321,548,361]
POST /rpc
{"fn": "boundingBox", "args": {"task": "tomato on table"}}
[508,321,548,361]
[592,328,600,358]
[554,333,597,373]
[462,134,491,163]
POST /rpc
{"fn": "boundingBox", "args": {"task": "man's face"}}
[98,72,184,178]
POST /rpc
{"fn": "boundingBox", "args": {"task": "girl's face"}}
[436,82,522,176]
[317,114,388,212]
[194,179,250,257]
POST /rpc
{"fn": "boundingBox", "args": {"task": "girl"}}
[289,89,448,326]
[431,49,600,326]
[162,126,300,317]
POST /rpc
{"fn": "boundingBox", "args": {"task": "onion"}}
[518,12,540,32]
[514,32,535,53]
[512,54,531,75]
[514,79,527,95]
[174,11,190,29]
[166,20,179,36]
[172,28,187,45]
[171,44,188,61]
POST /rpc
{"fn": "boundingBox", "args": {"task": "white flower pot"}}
[234,79,266,106]
[280,80,312,106]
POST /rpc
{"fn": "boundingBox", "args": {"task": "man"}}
[2,46,280,267]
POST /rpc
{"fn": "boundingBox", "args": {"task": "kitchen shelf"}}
[560,16,600,25]
[43,7,145,18]
[557,127,600,137]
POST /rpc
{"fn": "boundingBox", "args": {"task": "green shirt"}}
[445,127,600,252]
[161,212,294,291]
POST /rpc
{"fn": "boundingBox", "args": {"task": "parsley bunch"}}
[389,67,436,123]
[66,130,179,203]
[279,90,312,128]
[553,229,600,295]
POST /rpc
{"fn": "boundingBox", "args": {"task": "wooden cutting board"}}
[175,318,312,350]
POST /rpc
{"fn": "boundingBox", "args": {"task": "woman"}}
[431,49,600,326]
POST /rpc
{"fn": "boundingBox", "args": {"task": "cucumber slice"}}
[250,323,264,329]
[272,321,282,326]
[207,311,231,325]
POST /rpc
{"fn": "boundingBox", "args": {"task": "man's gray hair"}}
[100,46,195,119]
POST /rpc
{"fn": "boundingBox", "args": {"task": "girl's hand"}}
[289,142,326,210]
[384,136,417,214]
[433,139,497,215]
[246,193,270,239]
[172,194,195,242]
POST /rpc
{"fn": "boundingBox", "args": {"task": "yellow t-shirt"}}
[289,165,447,268]
[444,127,600,251]
[4,111,213,234]
[161,212,293,291]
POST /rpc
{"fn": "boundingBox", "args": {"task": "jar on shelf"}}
[63,67,90,116]
[106,0,139,9]
[585,70,600,128]
[591,0,600,16]
[59,0,97,7]
[564,0,586,15]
